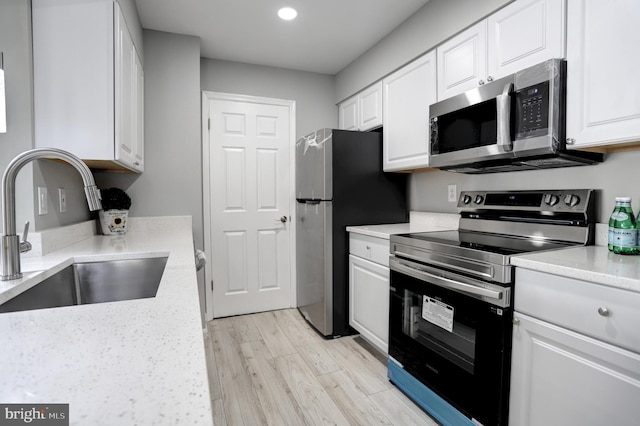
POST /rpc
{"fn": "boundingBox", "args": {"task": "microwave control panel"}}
[514,80,550,139]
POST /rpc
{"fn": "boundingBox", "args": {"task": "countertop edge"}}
[512,246,640,294]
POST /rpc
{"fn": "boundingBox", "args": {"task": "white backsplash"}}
[410,211,460,229]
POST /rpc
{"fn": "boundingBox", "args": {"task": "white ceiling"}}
[133,0,430,75]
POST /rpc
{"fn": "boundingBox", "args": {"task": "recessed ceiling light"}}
[278,7,298,21]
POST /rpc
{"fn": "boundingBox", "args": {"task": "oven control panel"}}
[458,189,595,214]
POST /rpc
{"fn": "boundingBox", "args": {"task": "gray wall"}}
[409,150,640,224]
[0,0,35,229]
[201,58,337,138]
[335,0,512,101]
[96,30,203,249]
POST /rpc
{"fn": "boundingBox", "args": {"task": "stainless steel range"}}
[387,189,596,426]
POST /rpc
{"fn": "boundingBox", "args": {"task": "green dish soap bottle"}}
[609,197,637,255]
[636,211,640,255]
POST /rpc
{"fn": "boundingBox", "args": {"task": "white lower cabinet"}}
[509,268,640,426]
[348,233,390,354]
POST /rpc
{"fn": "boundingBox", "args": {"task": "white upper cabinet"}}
[438,0,565,101]
[358,82,383,131]
[338,95,359,131]
[383,50,437,172]
[437,21,487,101]
[115,7,144,171]
[565,0,640,148]
[487,0,565,78]
[338,81,383,131]
[33,0,144,173]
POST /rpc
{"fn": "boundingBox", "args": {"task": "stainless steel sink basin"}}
[0,257,168,314]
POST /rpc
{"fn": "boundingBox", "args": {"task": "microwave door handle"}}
[496,83,513,151]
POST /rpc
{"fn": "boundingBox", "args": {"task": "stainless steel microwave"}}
[428,59,602,173]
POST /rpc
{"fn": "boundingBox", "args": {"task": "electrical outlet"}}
[58,188,67,213]
[447,184,457,203]
[38,187,48,215]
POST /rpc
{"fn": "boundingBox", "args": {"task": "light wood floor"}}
[204,308,440,426]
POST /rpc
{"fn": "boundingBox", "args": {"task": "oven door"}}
[389,257,512,426]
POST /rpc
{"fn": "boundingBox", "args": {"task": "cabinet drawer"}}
[349,233,389,267]
[515,268,640,353]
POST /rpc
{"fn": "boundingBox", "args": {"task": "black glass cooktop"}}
[394,229,578,257]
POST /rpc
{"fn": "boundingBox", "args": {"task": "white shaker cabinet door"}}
[338,95,359,131]
[565,0,640,148]
[383,50,436,171]
[509,312,640,426]
[349,254,390,354]
[358,81,383,131]
[488,0,566,79]
[437,21,487,101]
[114,6,137,170]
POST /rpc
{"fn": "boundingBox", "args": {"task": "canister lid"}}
[615,197,632,202]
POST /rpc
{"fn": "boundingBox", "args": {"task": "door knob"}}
[280,216,288,223]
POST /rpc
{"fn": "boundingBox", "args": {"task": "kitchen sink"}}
[0,256,168,314]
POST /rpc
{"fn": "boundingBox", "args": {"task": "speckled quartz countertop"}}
[512,245,640,294]
[0,216,212,425]
[346,211,460,239]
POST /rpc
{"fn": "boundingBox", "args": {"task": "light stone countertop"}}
[0,216,212,425]
[346,211,460,239]
[512,245,640,294]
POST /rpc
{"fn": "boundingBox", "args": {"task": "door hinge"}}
[208,118,211,130]
[210,279,214,291]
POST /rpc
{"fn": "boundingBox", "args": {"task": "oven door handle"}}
[391,258,504,301]
[392,249,494,280]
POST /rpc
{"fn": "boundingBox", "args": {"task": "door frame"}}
[201,91,297,321]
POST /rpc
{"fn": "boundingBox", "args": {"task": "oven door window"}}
[404,292,476,374]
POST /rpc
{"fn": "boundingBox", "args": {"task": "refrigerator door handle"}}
[302,200,321,205]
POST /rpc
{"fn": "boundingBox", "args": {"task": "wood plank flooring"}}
[204,308,439,426]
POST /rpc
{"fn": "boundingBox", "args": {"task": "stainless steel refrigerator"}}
[296,128,407,337]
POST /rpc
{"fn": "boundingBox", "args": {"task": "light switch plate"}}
[58,188,67,213]
[38,187,48,215]
[447,184,457,203]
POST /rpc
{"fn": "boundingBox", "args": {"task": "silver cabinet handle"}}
[512,317,520,325]
[597,307,610,317]
[478,79,485,85]
[280,216,288,223]
[566,138,575,145]
[487,76,494,82]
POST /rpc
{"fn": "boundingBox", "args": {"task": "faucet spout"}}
[1,148,102,280]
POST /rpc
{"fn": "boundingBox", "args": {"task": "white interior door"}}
[203,92,295,319]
